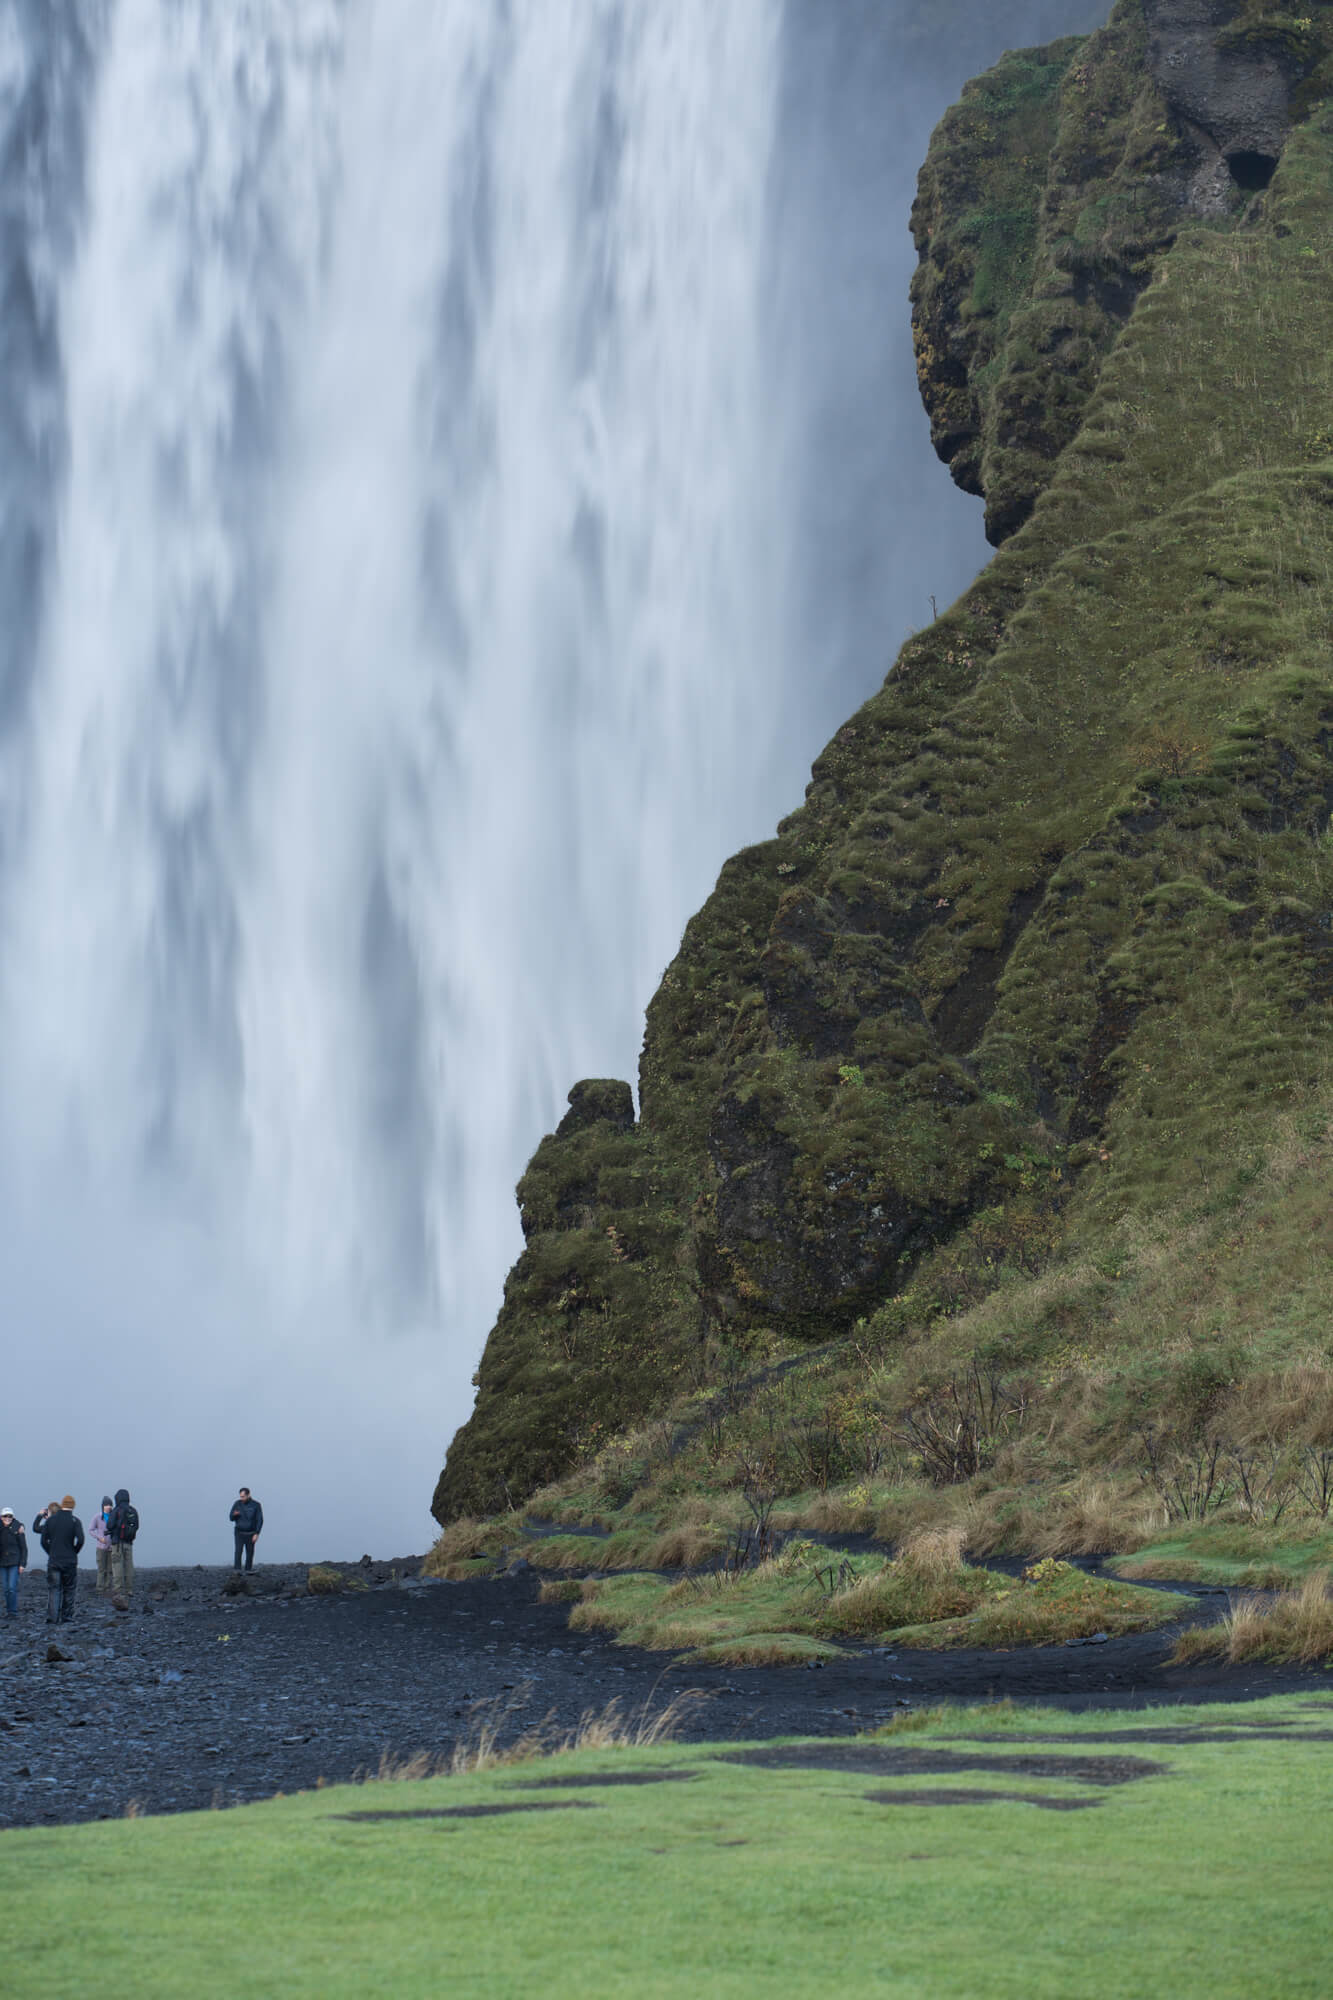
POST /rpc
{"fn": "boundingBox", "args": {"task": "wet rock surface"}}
[0,1560,1326,1828]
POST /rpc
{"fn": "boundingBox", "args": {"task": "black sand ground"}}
[0,1559,1325,1829]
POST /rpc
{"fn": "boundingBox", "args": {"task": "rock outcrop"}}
[911,0,1333,546]
[435,0,1333,1524]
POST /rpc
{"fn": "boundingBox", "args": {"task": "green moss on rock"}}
[433,32,1333,1526]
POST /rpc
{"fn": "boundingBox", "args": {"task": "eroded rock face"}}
[911,0,1333,542]
[555,1078,636,1139]
[434,13,1333,1526]
[1146,0,1297,214]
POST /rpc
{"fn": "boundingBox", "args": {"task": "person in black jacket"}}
[107,1489,139,1600]
[39,1497,84,1625]
[229,1489,263,1571]
[0,1507,26,1619]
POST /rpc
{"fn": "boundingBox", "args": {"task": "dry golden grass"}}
[896,1524,968,1576]
[537,1577,584,1604]
[686,1633,842,1667]
[443,1683,707,1774]
[1028,1479,1162,1557]
[644,1522,725,1568]
[305,1564,367,1595]
[821,1534,985,1639]
[359,1682,707,1784]
[421,1514,520,1578]
[1171,1571,1333,1667]
[785,1491,877,1536]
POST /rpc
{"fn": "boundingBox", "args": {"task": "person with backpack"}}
[108,1488,139,1599]
[229,1488,263,1572]
[0,1507,26,1620]
[90,1496,113,1594]
[38,1496,84,1624]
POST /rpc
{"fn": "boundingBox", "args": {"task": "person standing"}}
[0,1507,26,1620]
[107,1489,139,1600]
[91,1497,113,1594]
[38,1497,84,1625]
[229,1488,263,1572]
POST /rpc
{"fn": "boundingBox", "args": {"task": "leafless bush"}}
[787,1411,852,1493]
[1294,1445,1333,1519]
[716,1451,780,1571]
[895,1362,1030,1487]
[1227,1444,1295,1525]
[1137,1429,1233,1521]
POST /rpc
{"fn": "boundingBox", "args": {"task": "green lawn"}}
[7,1694,1330,1998]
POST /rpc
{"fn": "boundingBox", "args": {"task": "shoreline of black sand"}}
[1,1558,1325,1830]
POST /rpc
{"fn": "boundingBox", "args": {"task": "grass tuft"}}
[1170,1571,1333,1666]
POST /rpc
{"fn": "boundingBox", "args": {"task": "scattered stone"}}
[44,1644,72,1665]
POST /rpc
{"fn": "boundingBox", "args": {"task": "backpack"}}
[116,1504,139,1545]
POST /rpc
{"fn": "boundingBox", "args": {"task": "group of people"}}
[0,1491,138,1625]
[0,1486,265,1626]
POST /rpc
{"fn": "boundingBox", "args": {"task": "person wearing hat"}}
[0,1507,26,1620]
[38,1496,84,1625]
[90,1497,114,1593]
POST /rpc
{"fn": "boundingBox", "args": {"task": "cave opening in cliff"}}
[1227,150,1278,191]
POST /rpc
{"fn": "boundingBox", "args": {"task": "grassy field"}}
[6,1692,1330,1998]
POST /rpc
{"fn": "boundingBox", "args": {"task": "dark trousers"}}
[233,1529,256,1572]
[46,1563,77,1623]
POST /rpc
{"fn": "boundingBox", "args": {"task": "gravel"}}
[1,1558,1326,1828]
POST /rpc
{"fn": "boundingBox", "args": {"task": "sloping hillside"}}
[435,0,1333,1537]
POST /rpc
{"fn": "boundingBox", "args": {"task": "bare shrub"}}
[896,1361,1030,1486]
[1294,1445,1333,1519]
[721,1449,781,1570]
[1227,1444,1295,1525]
[1136,1429,1234,1521]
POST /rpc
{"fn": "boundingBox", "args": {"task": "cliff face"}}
[911,0,1333,543]
[435,0,1333,1525]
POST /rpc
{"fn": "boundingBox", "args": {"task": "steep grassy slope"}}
[435,0,1333,1533]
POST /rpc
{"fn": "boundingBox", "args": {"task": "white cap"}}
[0,1506,12,1516]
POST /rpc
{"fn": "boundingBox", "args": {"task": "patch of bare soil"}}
[716,1745,1164,1785]
[864,1788,1101,1811]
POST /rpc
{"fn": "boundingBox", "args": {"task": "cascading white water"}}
[0,0,1099,1558]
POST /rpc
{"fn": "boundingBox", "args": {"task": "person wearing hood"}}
[0,1507,26,1619]
[90,1497,113,1593]
[38,1497,84,1624]
[107,1488,139,1600]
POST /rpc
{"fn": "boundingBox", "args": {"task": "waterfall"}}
[0,0,1096,1558]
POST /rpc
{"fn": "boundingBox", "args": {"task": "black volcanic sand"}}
[1,1558,1329,1829]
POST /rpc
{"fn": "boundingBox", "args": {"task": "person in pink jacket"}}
[90,1496,113,1594]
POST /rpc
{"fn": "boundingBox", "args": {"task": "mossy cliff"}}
[434,0,1333,1526]
[912,0,1333,542]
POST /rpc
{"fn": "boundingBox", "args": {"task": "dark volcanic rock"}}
[0,1561,1329,1830]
